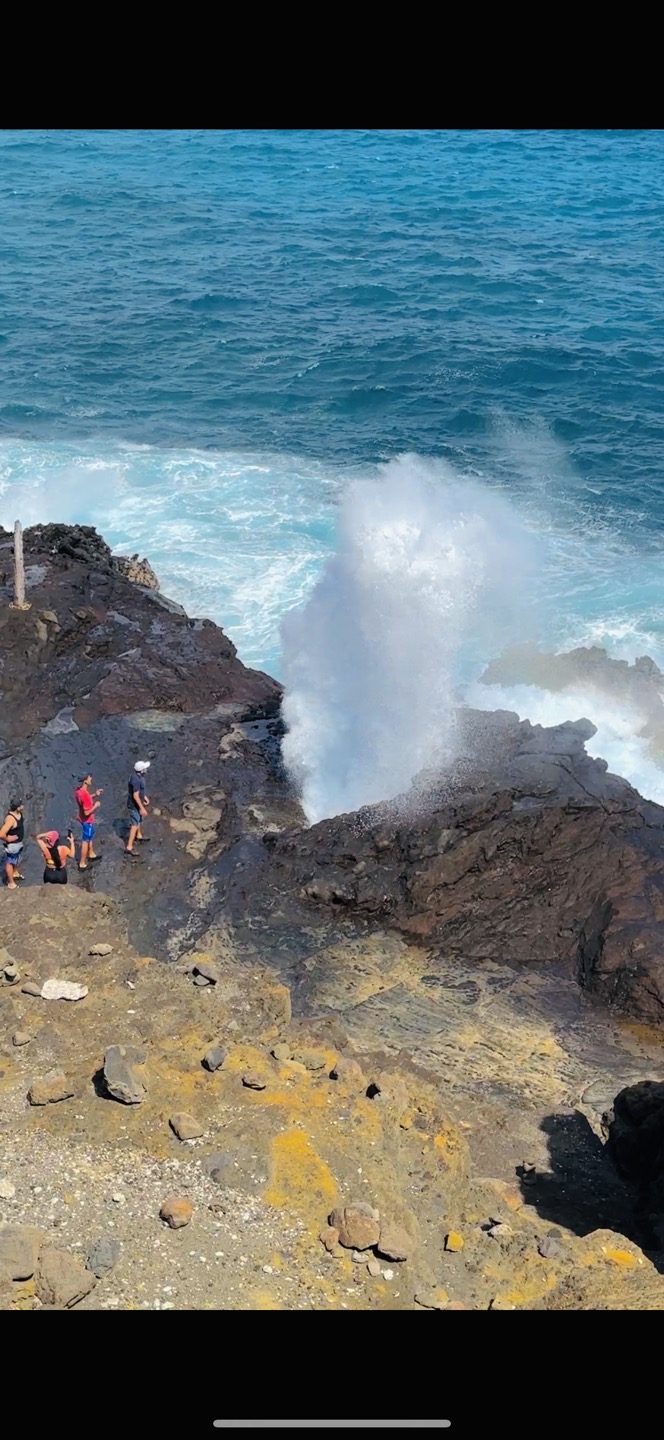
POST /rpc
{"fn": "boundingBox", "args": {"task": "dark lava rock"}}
[606,1080,664,1231]
[202,1045,226,1073]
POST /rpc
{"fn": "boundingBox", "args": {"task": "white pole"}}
[10,520,30,610]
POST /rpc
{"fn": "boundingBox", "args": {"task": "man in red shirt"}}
[74,773,103,870]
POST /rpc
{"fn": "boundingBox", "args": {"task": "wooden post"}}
[9,519,31,611]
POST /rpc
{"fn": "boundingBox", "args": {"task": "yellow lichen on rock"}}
[265,1126,338,1228]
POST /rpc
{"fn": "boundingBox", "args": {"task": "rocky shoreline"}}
[1,522,664,1311]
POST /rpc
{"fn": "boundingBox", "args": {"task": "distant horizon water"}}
[2,129,664,811]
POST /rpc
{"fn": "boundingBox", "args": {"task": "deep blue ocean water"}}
[1,129,663,709]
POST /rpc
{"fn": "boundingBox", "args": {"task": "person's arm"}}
[0,817,11,842]
[64,836,76,858]
[35,838,50,862]
[132,788,148,819]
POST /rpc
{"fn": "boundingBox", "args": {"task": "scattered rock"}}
[367,1259,382,1278]
[242,1072,266,1090]
[36,1249,96,1308]
[0,1179,16,1201]
[169,1112,204,1141]
[489,1296,517,1310]
[89,943,113,957]
[445,1300,470,1310]
[41,978,88,1002]
[28,1070,75,1106]
[382,1268,395,1280]
[87,1237,121,1278]
[193,974,213,987]
[415,1287,449,1310]
[538,1231,564,1260]
[272,1042,291,1062]
[319,1225,341,1254]
[445,1230,465,1253]
[206,1153,234,1187]
[102,1045,146,1104]
[192,959,218,985]
[330,1055,366,1089]
[202,1045,225,1072]
[488,1222,513,1244]
[160,1197,194,1229]
[521,1161,537,1186]
[329,1203,381,1251]
[377,1221,412,1262]
[0,1225,43,1281]
[3,963,18,984]
[290,1047,327,1071]
[21,982,42,998]
[12,1032,30,1047]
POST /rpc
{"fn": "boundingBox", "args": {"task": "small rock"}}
[0,1225,43,1281]
[3,963,18,984]
[445,1300,471,1310]
[377,1221,412,1262]
[319,1225,340,1254]
[40,610,59,625]
[290,1047,327,1071]
[490,1296,516,1310]
[0,1179,16,1201]
[445,1230,464,1253]
[329,1203,381,1251]
[12,1032,31,1047]
[272,1042,291,1062]
[160,1197,194,1229]
[28,1070,75,1106]
[202,1045,226,1072]
[367,1259,382,1278]
[87,1237,121,1277]
[488,1223,513,1244]
[193,974,212,987]
[415,1288,449,1310]
[521,1161,537,1186]
[192,960,218,984]
[103,1044,146,1104]
[169,1112,204,1141]
[382,1268,395,1280]
[21,982,42,998]
[89,943,113,957]
[36,1249,96,1309]
[41,978,88,1001]
[329,1055,366,1089]
[242,1072,266,1090]
[538,1234,564,1260]
[351,1250,367,1263]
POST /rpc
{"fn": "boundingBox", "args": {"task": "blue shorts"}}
[4,844,23,868]
[80,821,95,843]
[127,807,141,827]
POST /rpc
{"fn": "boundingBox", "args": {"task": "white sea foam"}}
[280,456,537,822]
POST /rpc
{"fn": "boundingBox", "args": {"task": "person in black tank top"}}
[1,800,26,889]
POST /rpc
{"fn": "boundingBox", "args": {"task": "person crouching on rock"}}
[124,760,150,859]
[36,829,76,885]
[1,799,26,889]
[74,773,103,871]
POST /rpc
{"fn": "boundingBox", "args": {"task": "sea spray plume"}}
[280,455,535,824]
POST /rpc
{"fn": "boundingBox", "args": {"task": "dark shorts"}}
[127,807,141,827]
[80,821,95,843]
[44,867,67,885]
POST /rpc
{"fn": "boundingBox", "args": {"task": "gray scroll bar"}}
[213,1424,451,1430]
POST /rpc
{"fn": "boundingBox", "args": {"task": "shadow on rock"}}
[517,1109,660,1265]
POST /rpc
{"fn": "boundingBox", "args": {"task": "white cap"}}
[134,760,151,773]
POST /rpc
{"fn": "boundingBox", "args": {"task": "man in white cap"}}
[124,760,151,859]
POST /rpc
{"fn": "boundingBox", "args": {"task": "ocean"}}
[2,129,664,816]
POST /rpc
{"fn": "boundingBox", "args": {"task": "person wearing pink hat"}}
[36,829,76,885]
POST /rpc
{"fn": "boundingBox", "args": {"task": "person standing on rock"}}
[36,829,76,885]
[124,760,151,859]
[1,800,26,889]
[74,773,103,871]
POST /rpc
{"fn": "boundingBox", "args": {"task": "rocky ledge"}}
[1,523,664,1312]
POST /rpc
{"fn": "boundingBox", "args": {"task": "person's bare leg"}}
[79,839,90,870]
[5,859,16,890]
[125,824,139,853]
